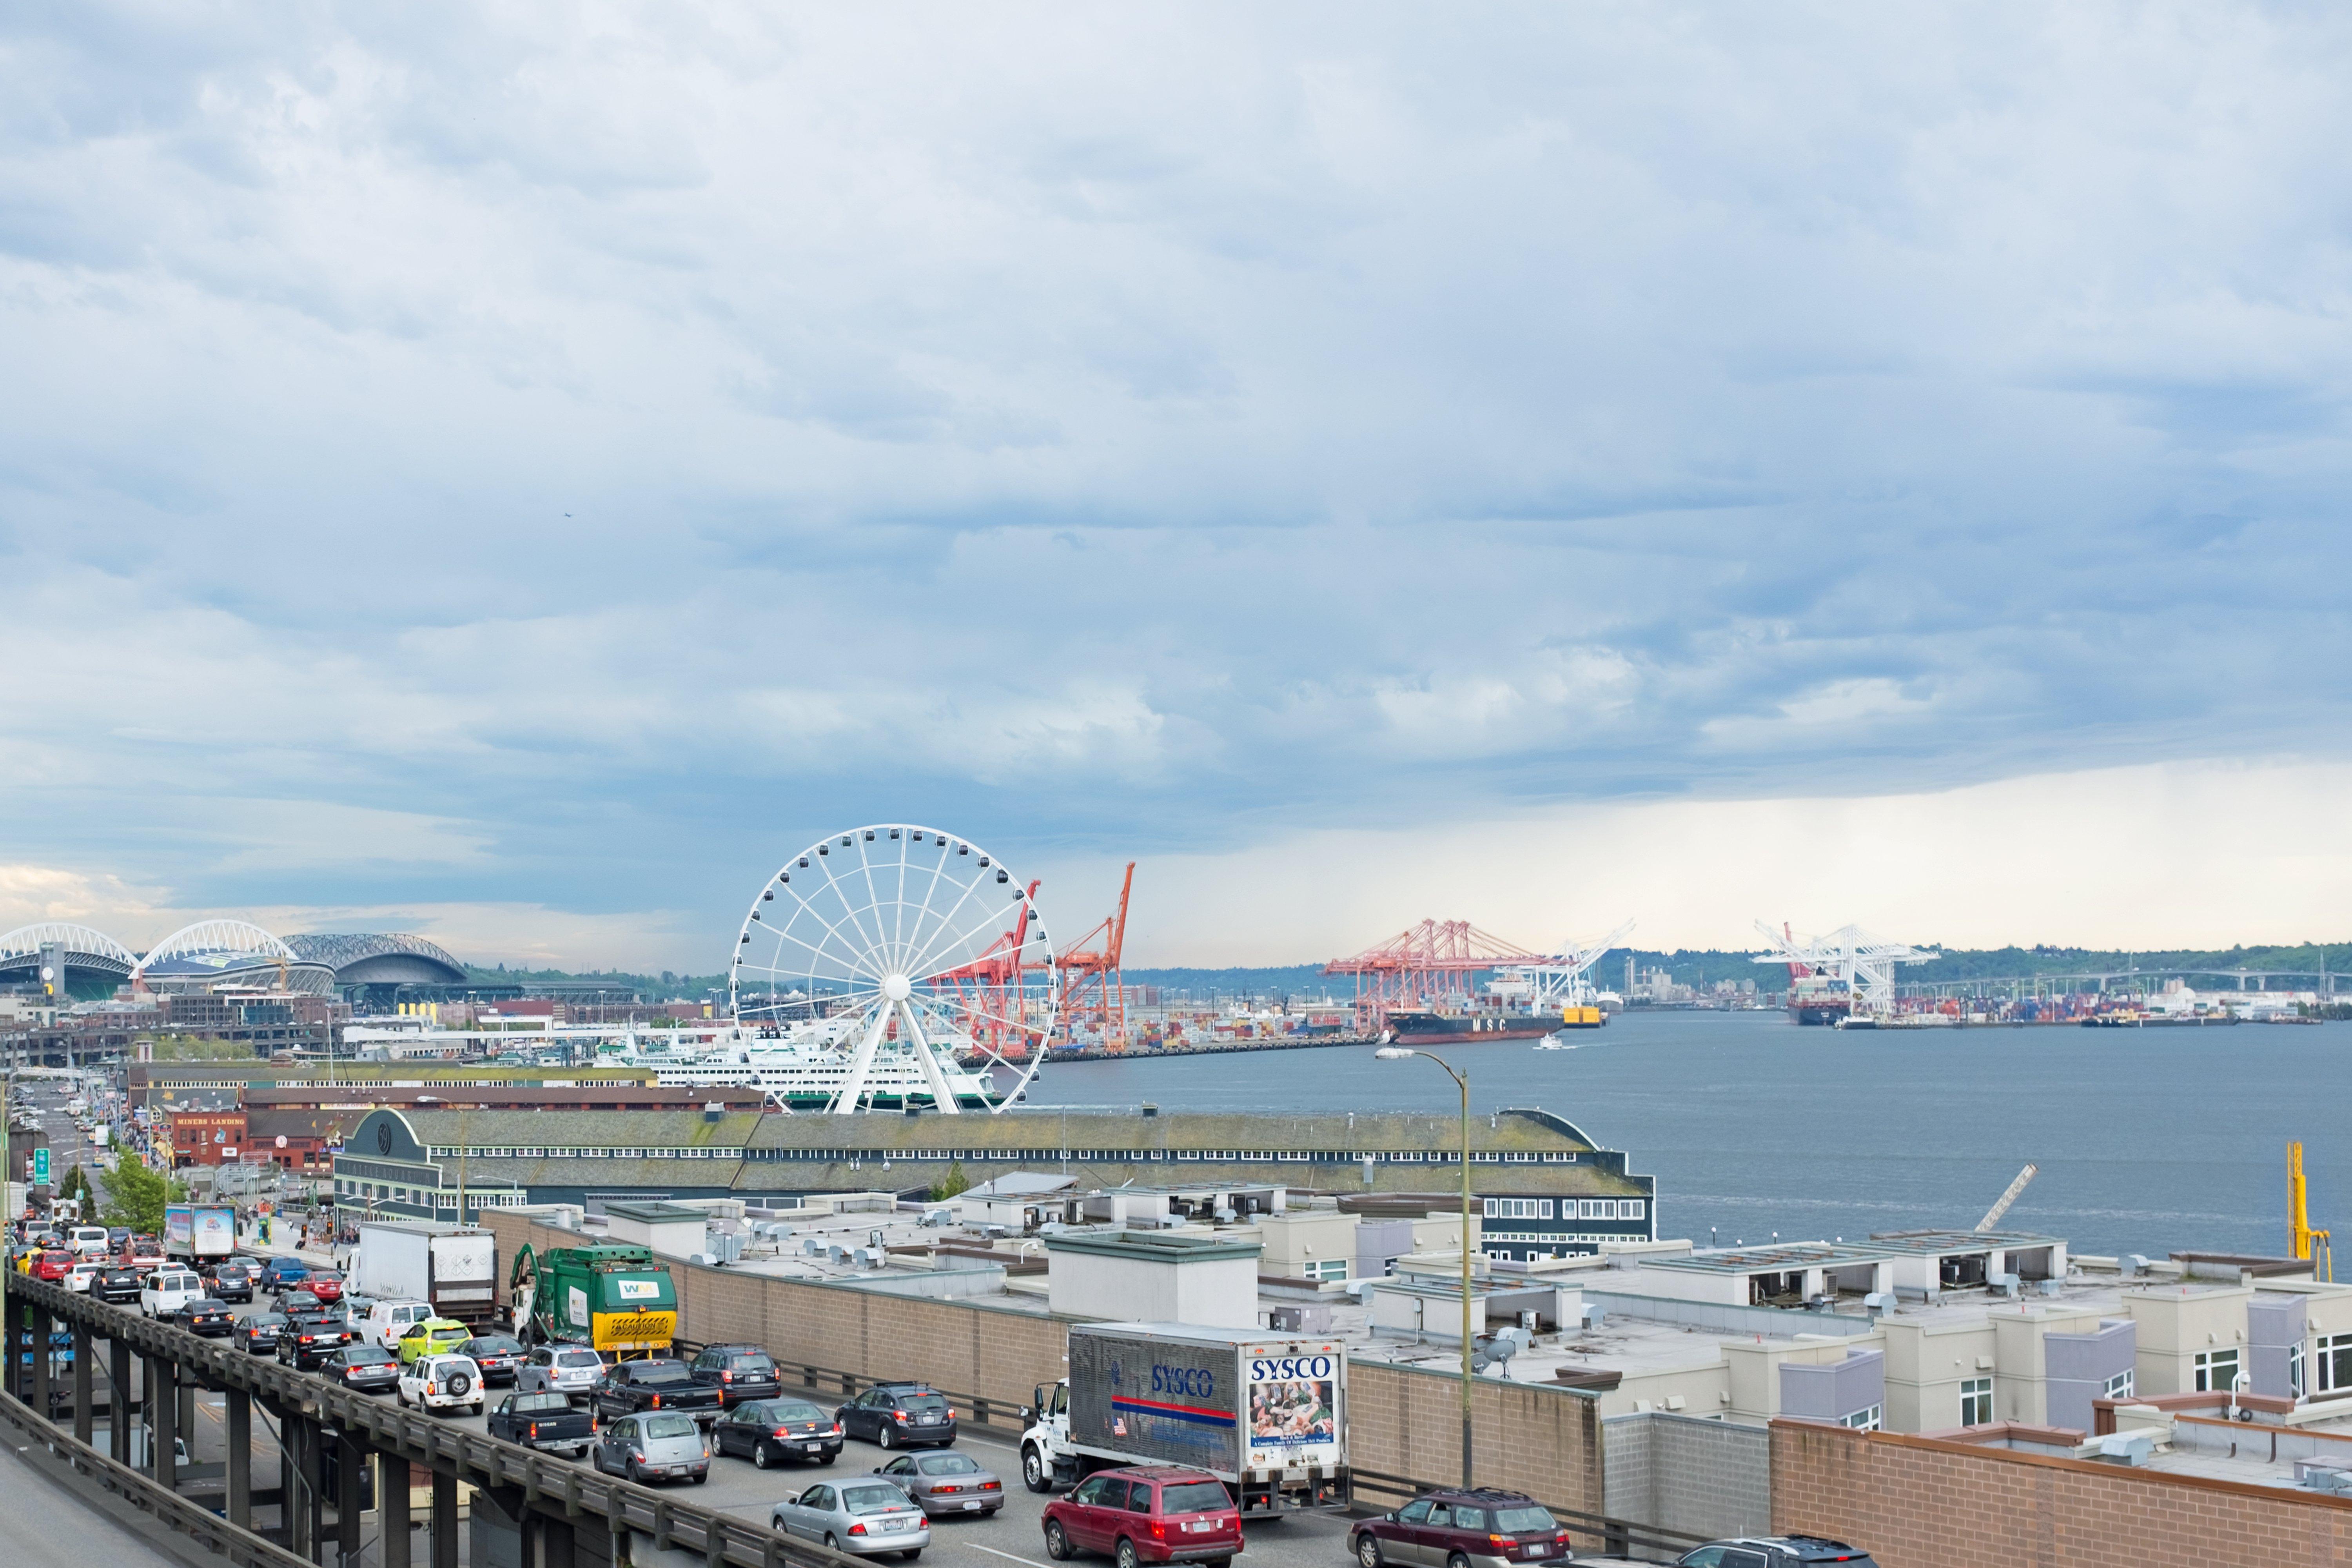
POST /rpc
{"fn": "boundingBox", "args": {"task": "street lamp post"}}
[1376,1045,1475,1487]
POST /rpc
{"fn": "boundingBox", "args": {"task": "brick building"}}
[167,1109,250,1167]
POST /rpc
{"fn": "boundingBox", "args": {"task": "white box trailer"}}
[1019,1322,1349,1513]
[348,1221,499,1325]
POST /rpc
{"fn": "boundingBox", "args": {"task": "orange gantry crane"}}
[1056,862,1135,1047]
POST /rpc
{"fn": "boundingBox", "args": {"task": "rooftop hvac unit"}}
[713,1232,744,1263]
[2035,1278,2063,1297]
[2124,1254,2150,1276]
[1579,1303,1606,1331]
[827,1244,852,1263]
[920,1208,954,1228]
[801,1238,827,1257]
[688,1252,720,1267]
[853,1247,882,1268]
[2096,1431,2155,1466]
[1212,1207,1238,1225]
[1862,1291,1896,1315]
[1988,1271,2021,1299]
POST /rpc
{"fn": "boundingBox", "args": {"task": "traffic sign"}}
[33,1148,50,1185]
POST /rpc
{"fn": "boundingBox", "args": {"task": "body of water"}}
[1020,1009,2347,1260]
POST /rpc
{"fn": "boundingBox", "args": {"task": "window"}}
[1623,1199,1646,1220]
[1300,1259,1349,1281]
[2289,1342,2307,1399]
[1959,1377,1993,1426]
[2102,1368,2134,1401]
[2193,1348,2241,1394]
[2319,1334,2352,1394]
[1485,1198,1551,1221]
[1838,1405,1882,1431]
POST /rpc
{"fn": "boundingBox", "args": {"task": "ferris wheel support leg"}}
[829,1002,896,1113]
[895,1001,964,1114]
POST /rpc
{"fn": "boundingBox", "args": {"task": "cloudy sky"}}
[4,4,2349,969]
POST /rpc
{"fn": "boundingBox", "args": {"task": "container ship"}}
[1787,974,1852,1026]
[1384,1005,1607,1045]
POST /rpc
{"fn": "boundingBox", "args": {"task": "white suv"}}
[140,1269,205,1318]
[399,1354,485,1417]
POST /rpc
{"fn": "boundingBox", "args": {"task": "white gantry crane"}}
[1752,920,1939,1021]
[1490,920,1636,1010]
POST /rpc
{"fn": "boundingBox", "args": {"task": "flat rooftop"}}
[1640,1242,1894,1274]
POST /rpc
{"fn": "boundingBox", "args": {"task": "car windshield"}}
[470,1337,521,1354]
[352,1348,397,1365]
[310,1272,342,1282]
[843,1486,907,1514]
[642,1414,698,1439]
[771,1402,826,1422]
[250,1314,288,1327]
[1494,1507,1556,1533]
[513,1393,570,1412]
[557,1351,602,1368]
[190,1299,225,1310]
[917,1454,980,1475]
[1162,1482,1231,1514]
[635,1363,694,1383]
[898,1393,949,1412]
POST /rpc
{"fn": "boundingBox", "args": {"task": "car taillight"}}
[936,1485,961,1495]
[720,1371,732,1383]
[650,1394,661,1408]
[982,1481,1000,1491]
[830,1423,843,1435]
[1489,1537,1511,1549]
[847,1523,867,1538]
[773,1427,791,1437]
[1149,1523,1165,1541]
[529,1423,541,1439]
[893,1410,908,1423]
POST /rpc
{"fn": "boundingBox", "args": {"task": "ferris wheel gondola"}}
[728,824,1056,1114]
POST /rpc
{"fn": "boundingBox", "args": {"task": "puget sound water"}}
[1020,1008,2347,1261]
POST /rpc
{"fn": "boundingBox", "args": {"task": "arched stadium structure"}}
[286,932,468,1005]
[0,922,139,998]
[131,919,338,996]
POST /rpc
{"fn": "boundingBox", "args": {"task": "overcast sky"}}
[4,5,2349,970]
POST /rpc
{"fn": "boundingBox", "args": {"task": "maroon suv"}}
[1349,1488,1573,1568]
[1042,1467,1241,1568]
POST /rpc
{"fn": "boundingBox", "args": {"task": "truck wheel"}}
[1116,1539,1140,1568]
[1022,1448,1051,1493]
[1044,1522,1071,1561]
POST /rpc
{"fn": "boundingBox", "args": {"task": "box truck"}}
[347,1221,500,1326]
[163,1204,236,1262]
[1019,1322,1349,1513]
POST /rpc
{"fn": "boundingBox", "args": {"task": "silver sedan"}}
[771,1479,932,1559]
[871,1451,1005,1519]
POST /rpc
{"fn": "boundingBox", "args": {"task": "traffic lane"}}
[205,1312,1351,1568]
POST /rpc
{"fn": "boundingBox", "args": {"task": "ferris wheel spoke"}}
[809,840,895,977]
[772,877,890,982]
[896,863,1004,983]
[751,912,877,985]
[900,839,963,980]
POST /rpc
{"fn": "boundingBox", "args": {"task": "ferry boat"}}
[596,1022,1009,1110]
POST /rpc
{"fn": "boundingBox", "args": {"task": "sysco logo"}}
[1151,1364,1215,1397]
[1250,1355,1335,1381]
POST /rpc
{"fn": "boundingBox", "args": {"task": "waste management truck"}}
[1019,1322,1349,1513]
[509,1242,679,1357]
[163,1204,236,1263]
[347,1221,501,1326]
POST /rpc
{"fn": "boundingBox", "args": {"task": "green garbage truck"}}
[508,1242,679,1357]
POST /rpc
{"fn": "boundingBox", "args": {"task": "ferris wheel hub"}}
[882,973,913,1001]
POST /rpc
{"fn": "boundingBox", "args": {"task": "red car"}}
[1042,1468,1240,1568]
[1348,1488,1575,1568]
[123,1238,163,1270]
[303,1270,345,1304]
[32,1250,76,1282]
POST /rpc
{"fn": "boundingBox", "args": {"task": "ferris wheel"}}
[729,824,1056,1114]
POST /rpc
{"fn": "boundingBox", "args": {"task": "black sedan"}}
[459,1334,527,1385]
[94,1267,143,1305]
[278,1314,349,1370]
[203,1262,257,1303]
[180,1298,236,1337]
[711,1398,843,1468]
[239,1312,288,1354]
[324,1344,402,1394]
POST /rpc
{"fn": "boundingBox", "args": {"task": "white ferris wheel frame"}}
[728,823,1056,1114]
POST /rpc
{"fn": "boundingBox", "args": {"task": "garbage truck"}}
[509,1242,679,1357]
[1018,1322,1349,1513]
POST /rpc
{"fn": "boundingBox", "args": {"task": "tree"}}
[928,1161,971,1202]
[98,1153,174,1235]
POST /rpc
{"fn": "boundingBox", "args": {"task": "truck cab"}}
[1022,1381,1076,1491]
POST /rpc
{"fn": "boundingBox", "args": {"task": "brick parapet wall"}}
[1771,1417,2352,1568]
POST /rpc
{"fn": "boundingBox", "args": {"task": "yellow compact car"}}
[396,1317,476,1365]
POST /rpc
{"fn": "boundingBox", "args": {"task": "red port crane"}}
[933,878,1045,1060]
[1056,862,1135,1047]
[1324,919,1550,1034]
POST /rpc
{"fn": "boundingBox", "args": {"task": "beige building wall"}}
[1723,1335,1882,1425]
[1593,1358,1734,1419]
[2125,1284,2253,1397]
[1878,1317,1998,1433]
[1984,1307,2112,1426]
[1256,1209,1360,1279]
